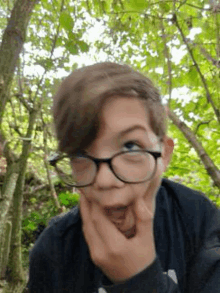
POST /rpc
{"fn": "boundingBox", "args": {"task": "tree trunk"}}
[0,162,19,279]
[168,108,220,189]
[0,221,12,279]
[0,163,19,225]
[5,108,37,292]
[0,0,38,125]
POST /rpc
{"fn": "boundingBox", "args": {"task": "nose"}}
[93,161,124,189]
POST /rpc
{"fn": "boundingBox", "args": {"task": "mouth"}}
[123,225,136,239]
[105,205,136,237]
[105,206,128,220]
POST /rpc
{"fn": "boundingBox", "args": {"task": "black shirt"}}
[28,179,220,292]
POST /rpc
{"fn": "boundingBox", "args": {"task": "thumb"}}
[136,198,154,220]
[135,198,154,236]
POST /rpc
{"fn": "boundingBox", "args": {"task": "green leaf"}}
[187,67,199,85]
[30,197,37,204]
[77,40,90,53]
[103,0,113,12]
[159,2,170,13]
[66,41,79,55]
[125,0,148,11]
[30,212,41,220]
[59,11,74,31]
[23,220,37,231]
[59,192,70,205]
[27,222,37,231]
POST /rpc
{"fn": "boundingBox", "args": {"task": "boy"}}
[29,62,220,292]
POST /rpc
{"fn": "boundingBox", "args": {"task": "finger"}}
[80,194,108,246]
[80,194,98,246]
[136,198,154,220]
[79,192,91,224]
[80,195,107,265]
[134,198,154,238]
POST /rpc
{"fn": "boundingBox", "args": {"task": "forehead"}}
[99,97,149,132]
[86,97,160,155]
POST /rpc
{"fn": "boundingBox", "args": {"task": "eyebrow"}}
[118,125,147,138]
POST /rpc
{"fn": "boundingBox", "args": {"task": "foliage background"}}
[0,0,220,291]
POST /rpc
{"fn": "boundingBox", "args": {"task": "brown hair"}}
[53,62,167,155]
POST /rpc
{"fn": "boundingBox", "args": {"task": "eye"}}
[75,150,87,157]
[123,141,142,152]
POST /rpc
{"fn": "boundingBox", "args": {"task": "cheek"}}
[130,176,161,202]
[130,183,149,201]
[79,187,102,204]
[157,159,164,174]
[78,187,93,201]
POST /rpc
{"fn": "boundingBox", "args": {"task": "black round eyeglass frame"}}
[49,150,162,188]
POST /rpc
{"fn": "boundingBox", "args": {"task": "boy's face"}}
[79,97,173,237]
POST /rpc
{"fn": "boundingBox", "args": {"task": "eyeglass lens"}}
[56,152,156,187]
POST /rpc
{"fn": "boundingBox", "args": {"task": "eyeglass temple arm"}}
[48,153,61,166]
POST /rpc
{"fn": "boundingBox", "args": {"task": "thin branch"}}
[33,0,64,106]
[14,93,32,112]
[161,19,172,104]
[17,57,24,103]
[173,13,220,124]
[49,0,64,59]
[9,99,17,129]
[42,126,61,211]
[191,41,220,68]
[194,120,212,134]
[10,124,23,137]
[168,108,220,189]
[39,0,66,210]
[108,11,168,20]
[184,3,211,11]
[199,46,220,68]
[23,184,49,196]
[214,8,220,61]
[0,131,16,164]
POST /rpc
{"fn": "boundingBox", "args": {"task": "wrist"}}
[109,252,156,284]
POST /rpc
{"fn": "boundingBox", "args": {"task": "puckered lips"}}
[105,205,136,238]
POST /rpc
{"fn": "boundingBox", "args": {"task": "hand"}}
[79,192,156,284]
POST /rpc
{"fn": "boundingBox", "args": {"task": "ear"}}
[161,136,174,172]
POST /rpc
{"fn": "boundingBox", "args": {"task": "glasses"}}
[49,150,162,188]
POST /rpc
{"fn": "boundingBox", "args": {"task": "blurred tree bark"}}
[4,107,38,292]
[0,0,38,292]
[0,0,38,125]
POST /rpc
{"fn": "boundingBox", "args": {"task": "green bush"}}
[22,191,80,248]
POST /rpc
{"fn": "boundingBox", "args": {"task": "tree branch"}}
[14,93,32,112]
[33,0,64,105]
[0,0,39,125]
[161,19,172,104]
[199,46,220,68]
[0,131,16,164]
[194,120,212,134]
[23,184,49,196]
[42,126,61,211]
[184,3,211,11]
[9,123,23,137]
[173,13,220,124]
[168,108,220,189]
[191,42,220,68]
